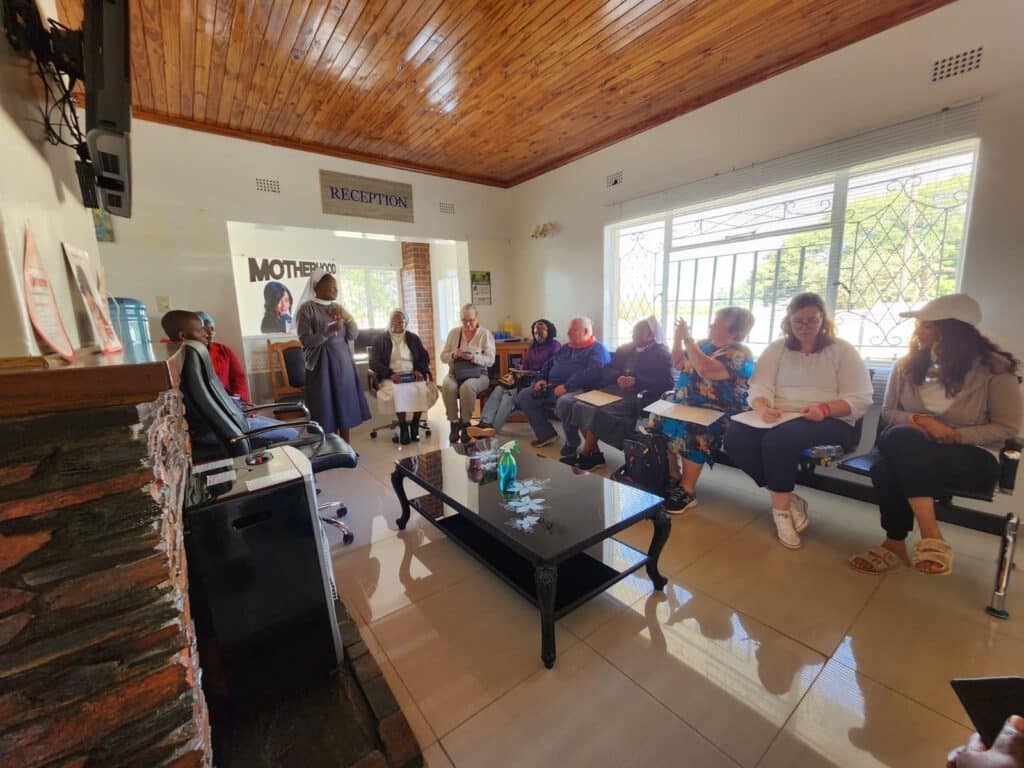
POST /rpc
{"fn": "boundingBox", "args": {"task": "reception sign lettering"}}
[319,170,414,223]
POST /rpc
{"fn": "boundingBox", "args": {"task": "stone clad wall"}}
[0,391,210,767]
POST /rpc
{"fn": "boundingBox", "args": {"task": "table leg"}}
[392,468,411,530]
[646,506,670,590]
[535,565,557,669]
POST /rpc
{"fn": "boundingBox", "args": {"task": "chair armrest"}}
[999,438,1022,495]
[243,401,310,419]
[229,418,312,443]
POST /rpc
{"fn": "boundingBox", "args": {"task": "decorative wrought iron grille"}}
[611,144,976,358]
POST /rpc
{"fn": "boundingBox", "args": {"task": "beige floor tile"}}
[422,742,455,768]
[613,482,762,577]
[758,659,971,768]
[558,568,654,640]
[370,574,579,739]
[441,642,737,768]
[357,624,437,750]
[679,510,882,655]
[834,563,1024,728]
[332,529,482,624]
[586,580,824,767]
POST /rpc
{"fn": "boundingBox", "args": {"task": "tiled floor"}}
[320,401,1011,767]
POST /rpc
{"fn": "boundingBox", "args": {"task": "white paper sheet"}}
[193,457,234,473]
[730,410,803,429]
[575,390,622,407]
[642,400,724,426]
[392,381,433,412]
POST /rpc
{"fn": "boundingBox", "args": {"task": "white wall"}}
[0,0,101,357]
[508,0,1024,365]
[98,119,514,361]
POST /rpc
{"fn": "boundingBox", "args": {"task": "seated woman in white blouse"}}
[724,293,873,549]
[369,309,433,445]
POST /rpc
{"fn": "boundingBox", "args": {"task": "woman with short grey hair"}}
[369,308,433,444]
[440,303,496,443]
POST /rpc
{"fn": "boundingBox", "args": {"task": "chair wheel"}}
[343,531,355,545]
[391,434,400,443]
[425,429,432,436]
[370,431,378,439]
[336,503,348,519]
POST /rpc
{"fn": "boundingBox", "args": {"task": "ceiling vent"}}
[932,47,982,82]
[607,171,623,187]
[439,201,455,215]
[255,177,281,193]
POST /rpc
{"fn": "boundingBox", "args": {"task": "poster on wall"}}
[22,223,75,362]
[470,270,492,305]
[233,254,339,336]
[63,243,123,354]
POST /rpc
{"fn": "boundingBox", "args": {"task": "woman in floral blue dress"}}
[658,307,756,513]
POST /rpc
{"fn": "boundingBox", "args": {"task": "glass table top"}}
[394,439,664,562]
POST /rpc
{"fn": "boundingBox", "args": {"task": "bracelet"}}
[819,402,831,417]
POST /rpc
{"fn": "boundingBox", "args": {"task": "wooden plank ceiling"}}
[57,0,953,187]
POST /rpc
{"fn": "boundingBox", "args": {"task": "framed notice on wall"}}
[470,270,492,305]
[22,223,75,361]
[63,243,123,354]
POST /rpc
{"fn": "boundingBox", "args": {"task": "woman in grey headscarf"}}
[566,316,674,471]
[369,308,434,444]
[295,268,370,441]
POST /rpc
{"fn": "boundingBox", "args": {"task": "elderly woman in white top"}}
[724,292,873,549]
[369,309,433,445]
[440,303,496,444]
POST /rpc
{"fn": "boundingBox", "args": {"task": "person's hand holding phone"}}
[948,715,1024,767]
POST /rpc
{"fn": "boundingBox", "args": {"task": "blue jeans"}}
[724,418,854,493]
[247,414,300,446]
[480,385,519,430]
[515,387,580,446]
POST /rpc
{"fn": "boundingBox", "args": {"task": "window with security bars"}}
[335,267,401,329]
[610,141,977,359]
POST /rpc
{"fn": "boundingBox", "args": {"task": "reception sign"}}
[319,170,414,223]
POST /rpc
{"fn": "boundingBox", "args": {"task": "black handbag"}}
[619,432,669,494]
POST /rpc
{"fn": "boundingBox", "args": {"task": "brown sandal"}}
[912,538,953,576]
[849,546,905,574]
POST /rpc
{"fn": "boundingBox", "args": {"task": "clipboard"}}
[643,400,724,426]
[575,390,623,407]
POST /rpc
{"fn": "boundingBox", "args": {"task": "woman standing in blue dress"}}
[295,268,371,441]
[657,307,756,513]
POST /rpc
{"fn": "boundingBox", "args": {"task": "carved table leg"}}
[392,468,411,530]
[535,564,558,669]
[646,506,670,590]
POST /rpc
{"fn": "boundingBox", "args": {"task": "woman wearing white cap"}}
[295,268,371,442]
[850,294,1021,576]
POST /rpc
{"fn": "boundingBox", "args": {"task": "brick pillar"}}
[400,243,434,362]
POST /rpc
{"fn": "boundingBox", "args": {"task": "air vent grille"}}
[439,201,455,215]
[607,171,623,187]
[256,177,281,193]
[932,47,982,82]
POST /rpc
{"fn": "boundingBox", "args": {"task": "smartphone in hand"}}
[951,676,1024,748]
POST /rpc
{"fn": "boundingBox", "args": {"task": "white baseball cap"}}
[899,293,981,326]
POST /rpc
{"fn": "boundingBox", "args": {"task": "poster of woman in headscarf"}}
[63,243,123,354]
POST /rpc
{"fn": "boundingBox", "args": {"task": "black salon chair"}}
[173,340,358,544]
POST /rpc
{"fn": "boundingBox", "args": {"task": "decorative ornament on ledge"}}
[531,222,556,239]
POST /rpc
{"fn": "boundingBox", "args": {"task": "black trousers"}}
[724,418,855,493]
[870,425,999,541]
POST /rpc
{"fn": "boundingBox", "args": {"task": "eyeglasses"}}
[790,316,822,329]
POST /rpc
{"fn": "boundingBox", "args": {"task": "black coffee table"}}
[390,441,670,668]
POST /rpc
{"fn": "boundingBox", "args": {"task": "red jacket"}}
[209,341,249,402]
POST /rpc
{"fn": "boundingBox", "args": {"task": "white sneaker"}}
[790,493,810,533]
[773,508,801,549]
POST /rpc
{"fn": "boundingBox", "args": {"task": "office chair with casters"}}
[366,365,432,443]
[173,340,358,545]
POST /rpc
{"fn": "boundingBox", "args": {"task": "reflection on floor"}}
[316,400,1022,767]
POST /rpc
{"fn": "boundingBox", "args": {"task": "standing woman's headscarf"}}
[530,318,558,348]
[298,267,333,310]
